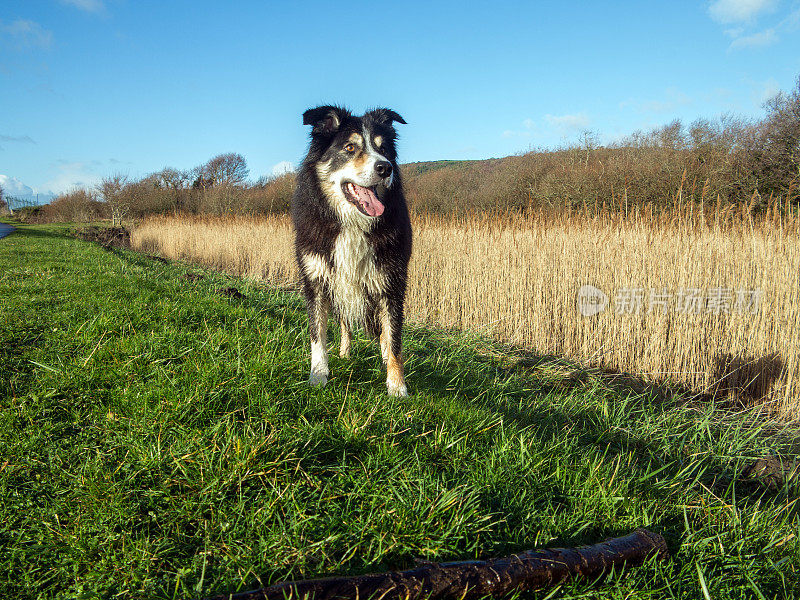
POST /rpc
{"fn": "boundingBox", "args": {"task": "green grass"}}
[1,222,799,599]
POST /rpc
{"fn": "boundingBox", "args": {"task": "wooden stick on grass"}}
[202,528,668,600]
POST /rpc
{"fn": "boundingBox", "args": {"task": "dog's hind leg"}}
[307,290,330,387]
[379,328,390,364]
[379,298,407,397]
[339,319,351,359]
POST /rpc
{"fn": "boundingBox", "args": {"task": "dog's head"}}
[302,105,406,221]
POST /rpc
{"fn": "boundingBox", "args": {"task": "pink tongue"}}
[349,183,384,217]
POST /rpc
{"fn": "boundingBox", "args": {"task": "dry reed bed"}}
[132,205,800,416]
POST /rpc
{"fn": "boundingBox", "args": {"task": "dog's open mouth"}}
[342,182,384,217]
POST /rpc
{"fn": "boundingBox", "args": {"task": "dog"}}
[291,105,412,396]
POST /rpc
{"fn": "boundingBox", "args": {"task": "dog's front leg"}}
[380,298,407,397]
[339,319,351,359]
[307,288,330,387]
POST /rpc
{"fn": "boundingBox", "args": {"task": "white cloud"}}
[44,161,102,194]
[711,1,798,50]
[504,113,590,139]
[729,27,778,47]
[544,113,590,130]
[757,77,782,103]
[708,0,776,23]
[271,161,294,176]
[59,0,105,13]
[502,118,537,138]
[620,88,691,114]
[0,19,53,50]
[0,174,35,197]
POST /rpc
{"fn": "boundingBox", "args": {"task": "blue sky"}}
[1,0,799,201]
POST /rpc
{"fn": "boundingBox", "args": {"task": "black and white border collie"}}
[291,105,412,396]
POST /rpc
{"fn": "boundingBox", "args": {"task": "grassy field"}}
[133,205,800,417]
[2,222,800,599]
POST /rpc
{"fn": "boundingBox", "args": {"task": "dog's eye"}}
[344,143,356,153]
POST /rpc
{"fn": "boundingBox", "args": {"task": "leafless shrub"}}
[38,189,108,222]
[242,172,296,214]
[739,76,800,203]
[97,174,130,226]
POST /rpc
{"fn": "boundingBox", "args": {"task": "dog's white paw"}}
[387,381,408,397]
[308,372,328,387]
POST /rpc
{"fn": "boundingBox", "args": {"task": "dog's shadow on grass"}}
[390,326,797,554]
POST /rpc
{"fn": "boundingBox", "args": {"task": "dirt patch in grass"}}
[217,286,245,299]
[742,456,800,490]
[73,225,131,250]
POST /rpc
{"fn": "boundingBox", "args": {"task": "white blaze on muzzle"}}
[363,126,394,188]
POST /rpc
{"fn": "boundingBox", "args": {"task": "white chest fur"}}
[301,226,385,326]
[332,226,384,325]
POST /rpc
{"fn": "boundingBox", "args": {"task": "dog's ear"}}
[367,108,407,127]
[303,106,349,135]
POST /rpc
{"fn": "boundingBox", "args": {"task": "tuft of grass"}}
[2,222,799,599]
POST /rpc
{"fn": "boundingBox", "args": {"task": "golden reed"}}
[131,199,800,417]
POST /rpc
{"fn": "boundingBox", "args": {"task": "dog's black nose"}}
[375,161,392,178]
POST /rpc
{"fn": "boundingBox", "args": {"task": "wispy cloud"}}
[729,27,778,48]
[755,77,782,103]
[544,113,590,130]
[503,118,537,139]
[503,112,591,140]
[0,134,35,144]
[620,88,691,114]
[45,160,103,194]
[59,0,106,13]
[708,0,776,24]
[711,2,800,50]
[0,19,53,50]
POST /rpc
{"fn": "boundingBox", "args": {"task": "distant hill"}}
[402,159,502,175]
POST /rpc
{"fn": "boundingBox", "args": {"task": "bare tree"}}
[153,167,189,190]
[98,174,129,226]
[152,167,190,213]
[745,76,800,201]
[203,153,249,186]
[0,183,6,214]
[189,164,214,191]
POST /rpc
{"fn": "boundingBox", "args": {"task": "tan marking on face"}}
[353,153,369,168]
[344,132,370,168]
[374,135,383,148]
